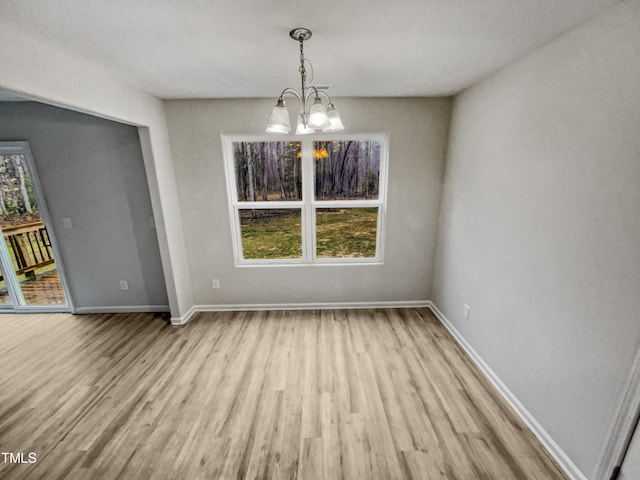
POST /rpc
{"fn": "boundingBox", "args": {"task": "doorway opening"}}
[0,142,69,310]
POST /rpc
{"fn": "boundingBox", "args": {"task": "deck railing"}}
[2,222,55,276]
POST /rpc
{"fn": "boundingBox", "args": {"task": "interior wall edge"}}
[0,20,194,319]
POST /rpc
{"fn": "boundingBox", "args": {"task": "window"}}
[222,134,388,265]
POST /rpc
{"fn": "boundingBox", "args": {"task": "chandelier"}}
[266,28,344,135]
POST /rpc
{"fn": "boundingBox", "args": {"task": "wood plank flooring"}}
[0,308,568,480]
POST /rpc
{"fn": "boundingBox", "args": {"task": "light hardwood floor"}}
[0,308,568,480]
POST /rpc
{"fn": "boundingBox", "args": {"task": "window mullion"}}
[302,138,315,261]
[232,201,303,209]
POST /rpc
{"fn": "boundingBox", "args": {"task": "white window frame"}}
[222,133,389,266]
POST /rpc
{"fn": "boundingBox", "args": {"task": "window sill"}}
[234,259,384,268]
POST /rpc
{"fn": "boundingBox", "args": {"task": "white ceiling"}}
[0,0,621,99]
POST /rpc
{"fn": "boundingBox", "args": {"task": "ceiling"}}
[0,0,621,99]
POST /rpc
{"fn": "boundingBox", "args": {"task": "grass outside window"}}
[315,208,378,258]
[239,209,302,260]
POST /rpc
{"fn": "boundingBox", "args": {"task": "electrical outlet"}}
[62,217,73,229]
[120,280,129,291]
[463,304,471,320]
[211,279,220,290]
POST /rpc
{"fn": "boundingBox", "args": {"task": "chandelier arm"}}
[280,88,302,102]
[315,90,332,103]
[280,88,305,116]
[302,86,314,104]
[303,87,332,110]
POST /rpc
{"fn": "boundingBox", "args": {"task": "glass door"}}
[0,264,14,305]
[0,143,69,310]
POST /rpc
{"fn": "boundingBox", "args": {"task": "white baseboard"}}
[172,300,430,325]
[170,305,196,326]
[74,305,170,314]
[427,301,589,480]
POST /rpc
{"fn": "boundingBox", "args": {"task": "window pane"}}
[239,209,302,259]
[233,141,302,202]
[316,208,378,258]
[314,140,381,200]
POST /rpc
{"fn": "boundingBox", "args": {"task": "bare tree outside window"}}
[313,140,380,201]
[233,141,302,202]
[0,154,38,224]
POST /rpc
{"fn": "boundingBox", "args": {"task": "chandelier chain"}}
[298,35,307,90]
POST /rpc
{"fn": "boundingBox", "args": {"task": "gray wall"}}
[0,102,169,311]
[164,97,450,306]
[432,1,640,477]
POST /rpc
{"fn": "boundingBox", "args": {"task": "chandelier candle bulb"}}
[295,115,314,135]
[308,98,329,129]
[266,28,344,135]
[325,103,345,132]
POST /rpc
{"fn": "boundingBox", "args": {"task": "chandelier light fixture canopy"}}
[266,28,344,135]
